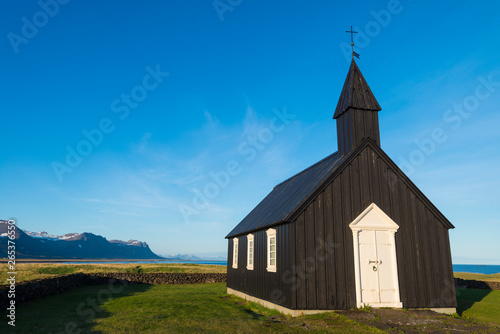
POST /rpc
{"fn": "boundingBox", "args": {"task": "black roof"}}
[333,59,381,119]
[226,152,344,238]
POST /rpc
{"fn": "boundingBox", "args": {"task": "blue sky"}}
[1,0,499,263]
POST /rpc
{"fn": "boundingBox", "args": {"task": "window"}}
[232,237,238,269]
[266,228,277,272]
[247,234,254,270]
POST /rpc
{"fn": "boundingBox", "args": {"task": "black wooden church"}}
[225,59,457,315]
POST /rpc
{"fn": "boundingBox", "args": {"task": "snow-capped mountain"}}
[0,220,162,260]
[161,254,227,261]
[22,230,83,241]
[165,254,202,261]
[22,230,59,240]
[109,239,147,247]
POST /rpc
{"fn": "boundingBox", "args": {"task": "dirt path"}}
[336,308,500,333]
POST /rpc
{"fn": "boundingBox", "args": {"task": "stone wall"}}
[454,277,500,290]
[0,272,226,309]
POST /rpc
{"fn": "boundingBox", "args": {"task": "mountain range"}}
[162,254,227,261]
[0,220,162,260]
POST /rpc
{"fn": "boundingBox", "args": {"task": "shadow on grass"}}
[0,283,153,334]
[244,308,265,319]
[455,288,492,316]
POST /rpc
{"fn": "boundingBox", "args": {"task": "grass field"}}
[2,283,499,333]
[1,263,499,333]
[456,288,500,325]
[454,272,500,283]
[0,283,386,334]
[0,262,226,283]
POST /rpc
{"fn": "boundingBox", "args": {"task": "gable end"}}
[285,138,454,230]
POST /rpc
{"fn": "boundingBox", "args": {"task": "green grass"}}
[0,263,226,283]
[125,265,144,273]
[37,265,78,275]
[2,279,499,333]
[454,272,500,282]
[456,288,500,325]
[0,283,385,334]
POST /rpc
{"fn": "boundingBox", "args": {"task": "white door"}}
[350,203,403,308]
[358,229,398,305]
[358,229,379,304]
[376,230,399,304]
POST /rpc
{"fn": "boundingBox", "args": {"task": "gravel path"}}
[336,308,500,333]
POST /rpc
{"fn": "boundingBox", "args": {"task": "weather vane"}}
[346,26,360,59]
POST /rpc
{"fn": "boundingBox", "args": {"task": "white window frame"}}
[232,237,238,269]
[246,234,254,270]
[266,228,277,272]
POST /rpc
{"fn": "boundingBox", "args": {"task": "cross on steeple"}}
[345,26,359,59]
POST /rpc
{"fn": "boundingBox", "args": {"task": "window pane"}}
[270,259,275,266]
[270,245,275,252]
[270,237,275,245]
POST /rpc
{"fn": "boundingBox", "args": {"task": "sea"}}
[62,260,228,266]
[452,264,500,275]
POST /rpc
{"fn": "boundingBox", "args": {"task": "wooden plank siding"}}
[305,205,316,309]
[324,182,336,309]
[295,212,307,309]
[332,178,347,309]
[337,109,381,156]
[227,142,456,310]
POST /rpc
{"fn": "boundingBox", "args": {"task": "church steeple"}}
[334,59,382,156]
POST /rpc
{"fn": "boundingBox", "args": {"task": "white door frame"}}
[349,203,403,308]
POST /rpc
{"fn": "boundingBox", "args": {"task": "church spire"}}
[334,59,382,156]
[334,59,381,118]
